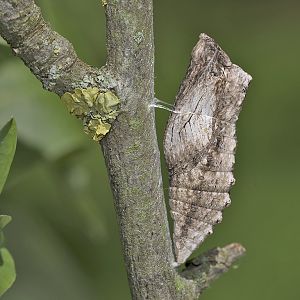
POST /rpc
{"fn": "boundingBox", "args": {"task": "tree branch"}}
[0,0,114,95]
[182,243,246,294]
[101,1,181,298]
[0,1,251,299]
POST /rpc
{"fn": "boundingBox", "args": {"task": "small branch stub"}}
[61,87,120,141]
[182,243,246,294]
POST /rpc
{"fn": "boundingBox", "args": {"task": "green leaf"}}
[0,248,16,297]
[0,215,12,230]
[0,119,17,194]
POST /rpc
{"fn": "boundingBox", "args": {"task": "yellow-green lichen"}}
[129,118,143,130]
[174,275,186,292]
[61,87,120,141]
[101,0,107,6]
[126,142,141,155]
[133,31,144,45]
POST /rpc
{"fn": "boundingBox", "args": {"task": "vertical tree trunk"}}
[101,1,180,298]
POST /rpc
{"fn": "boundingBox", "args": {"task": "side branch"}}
[182,243,246,294]
[0,0,113,95]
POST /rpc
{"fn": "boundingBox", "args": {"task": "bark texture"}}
[102,1,180,298]
[182,243,246,294]
[0,0,113,95]
[164,34,252,264]
[0,1,250,299]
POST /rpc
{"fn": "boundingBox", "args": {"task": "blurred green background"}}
[1,0,300,299]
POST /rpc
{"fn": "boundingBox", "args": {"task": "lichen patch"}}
[61,87,120,141]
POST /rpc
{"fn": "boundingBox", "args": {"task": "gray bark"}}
[0,1,250,299]
[102,2,180,298]
[0,0,114,95]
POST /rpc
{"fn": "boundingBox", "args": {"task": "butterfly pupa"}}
[163,33,252,264]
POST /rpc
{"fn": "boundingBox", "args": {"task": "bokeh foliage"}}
[0,120,17,297]
[0,0,300,299]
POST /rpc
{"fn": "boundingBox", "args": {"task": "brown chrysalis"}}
[163,34,252,264]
